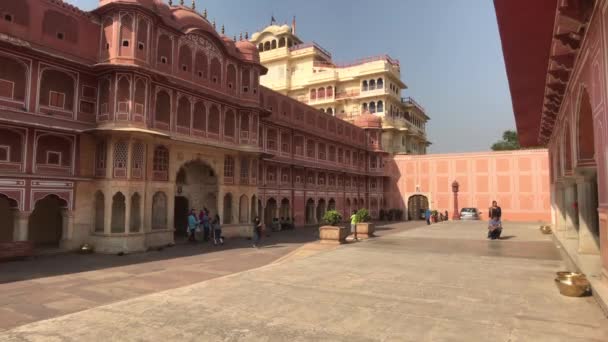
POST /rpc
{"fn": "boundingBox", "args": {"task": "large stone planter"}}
[0,241,34,260]
[319,226,349,245]
[355,222,376,238]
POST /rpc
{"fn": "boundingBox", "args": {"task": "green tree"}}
[491,130,521,151]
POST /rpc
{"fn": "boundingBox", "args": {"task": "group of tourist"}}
[424,209,449,225]
[186,208,224,246]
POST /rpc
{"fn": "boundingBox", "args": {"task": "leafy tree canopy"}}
[491,130,521,151]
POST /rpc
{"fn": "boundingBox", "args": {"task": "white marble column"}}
[555,182,567,233]
[13,211,30,241]
[564,179,579,239]
[576,174,600,254]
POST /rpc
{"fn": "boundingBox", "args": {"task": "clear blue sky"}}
[67,0,515,153]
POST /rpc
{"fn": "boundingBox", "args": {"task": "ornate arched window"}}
[151,192,167,229]
[223,193,233,224]
[178,44,192,73]
[0,55,28,103]
[239,195,249,223]
[131,141,144,179]
[241,68,250,93]
[94,191,105,232]
[136,17,149,60]
[133,78,146,120]
[377,78,383,89]
[210,57,221,84]
[130,193,141,232]
[152,145,169,181]
[227,64,237,91]
[157,34,172,65]
[39,69,75,112]
[195,51,208,79]
[369,102,376,113]
[116,76,131,116]
[95,139,106,177]
[318,87,325,99]
[377,101,383,113]
[98,78,111,118]
[193,101,206,134]
[113,140,128,178]
[111,192,126,233]
[326,86,333,98]
[362,80,368,91]
[224,109,235,138]
[369,79,376,90]
[240,158,249,184]
[154,90,171,128]
[223,156,234,182]
[208,105,220,136]
[362,103,368,112]
[119,14,133,56]
[309,89,316,101]
[176,96,191,131]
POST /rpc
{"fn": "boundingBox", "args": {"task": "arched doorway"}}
[280,198,290,219]
[174,160,218,235]
[174,196,189,237]
[265,198,277,226]
[575,88,600,250]
[251,195,257,222]
[239,194,249,223]
[408,195,429,221]
[29,195,67,247]
[316,199,326,223]
[328,198,336,211]
[305,198,315,224]
[0,194,17,243]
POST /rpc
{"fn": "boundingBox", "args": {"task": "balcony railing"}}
[402,97,426,113]
[314,55,400,69]
[290,42,332,59]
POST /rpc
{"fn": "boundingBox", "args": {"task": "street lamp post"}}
[452,181,460,220]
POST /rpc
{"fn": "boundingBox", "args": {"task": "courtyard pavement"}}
[2,221,608,341]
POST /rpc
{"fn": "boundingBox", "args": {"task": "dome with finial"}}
[235,38,259,62]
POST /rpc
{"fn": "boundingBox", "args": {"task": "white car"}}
[460,208,481,220]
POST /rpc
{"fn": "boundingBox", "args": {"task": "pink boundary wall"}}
[388,149,551,222]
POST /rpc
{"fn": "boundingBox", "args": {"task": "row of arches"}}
[362,101,384,113]
[153,91,257,142]
[0,194,67,247]
[258,36,296,52]
[309,86,334,101]
[361,78,384,92]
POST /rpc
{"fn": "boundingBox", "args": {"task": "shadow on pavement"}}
[0,226,320,284]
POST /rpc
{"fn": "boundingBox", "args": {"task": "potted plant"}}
[319,210,348,244]
[355,208,375,239]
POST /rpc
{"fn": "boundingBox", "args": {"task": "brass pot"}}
[556,271,585,280]
[79,243,94,254]
[554,275,590,297]
[540,225,552,234]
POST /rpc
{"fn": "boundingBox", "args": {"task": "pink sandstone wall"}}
[388,149,551,222]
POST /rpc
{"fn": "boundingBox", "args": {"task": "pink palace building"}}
[0,0,389,253]
[496,0,608,295]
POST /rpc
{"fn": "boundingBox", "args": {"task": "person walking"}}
[489,201,502,221]
[253,217,263,248]
[425,208,432,225]
[212,214,223,246]
[187,209,199,242]
[350,210,358,241]
[487,214,503,240]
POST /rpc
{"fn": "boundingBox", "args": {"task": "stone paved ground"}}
[2,221,608,341]
[0,222,422,332]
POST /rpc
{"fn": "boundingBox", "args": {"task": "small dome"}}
[236,40,260,62]
[99,0,165,11]
[354,113,382,129]
[171,7,215,32]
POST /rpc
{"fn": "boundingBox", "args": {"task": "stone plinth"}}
[355,222,375,238]
[319,226,348,245]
